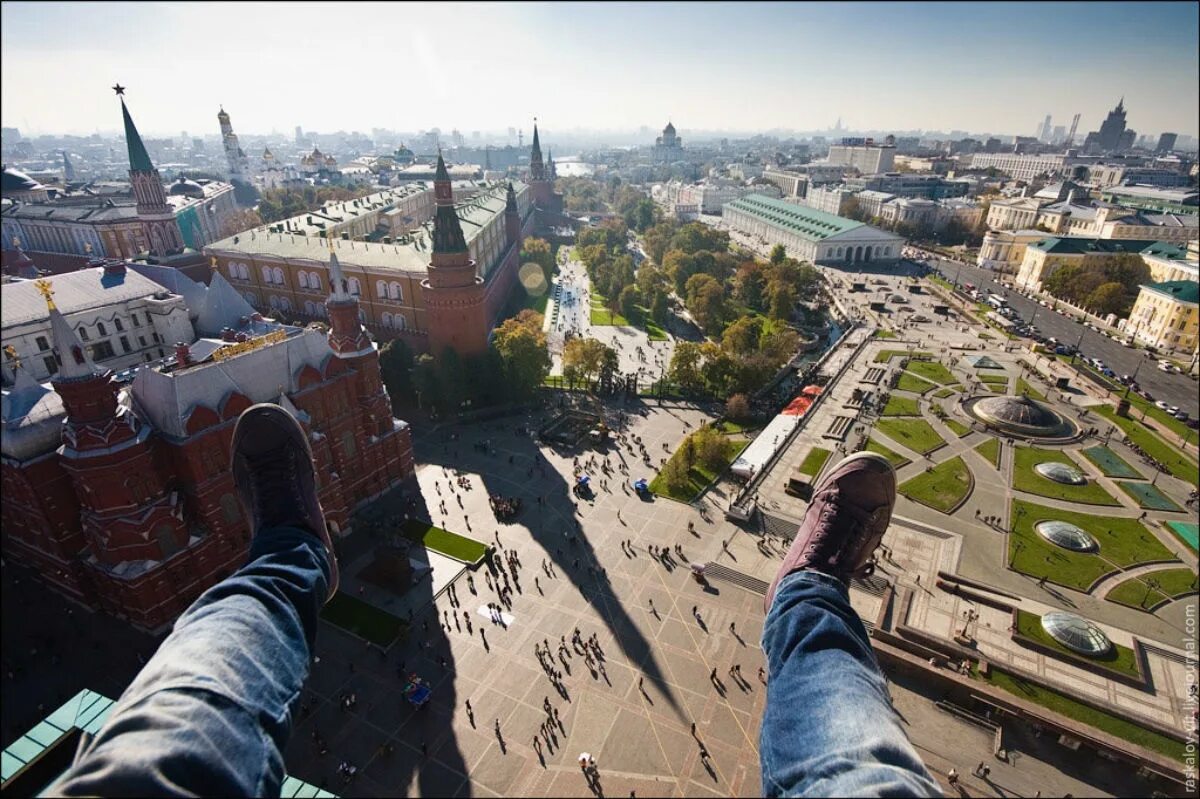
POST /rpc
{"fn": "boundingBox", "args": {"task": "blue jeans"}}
[760,571,939,797]
[52,526,331,797]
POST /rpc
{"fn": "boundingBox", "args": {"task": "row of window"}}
[71,312,142,344]
[379,312,408,331]
[375,280,405,302]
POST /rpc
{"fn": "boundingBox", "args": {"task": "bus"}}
[987,294,1007,310]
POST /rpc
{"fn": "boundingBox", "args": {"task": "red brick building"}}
[1,259,413,632]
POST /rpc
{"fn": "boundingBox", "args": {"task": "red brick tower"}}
[325,244,392,437]
[38,275,188,574]
[505,182,522,250]
[528,120,554,209]
[421,153,488,358]
[115,85,184,258]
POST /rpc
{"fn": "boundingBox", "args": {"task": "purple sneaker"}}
[765,451,896,610]
[231,403,339,603]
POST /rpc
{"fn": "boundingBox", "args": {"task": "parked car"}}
[1101,367,1116,378]
[1139,390,1155,402]
[1158,362,1174,373]
[1174,410,1190,422]
[1119,374,1135,385]
[1155,400,1171,410]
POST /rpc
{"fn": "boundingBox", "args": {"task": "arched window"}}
[279,297,291,312]
[377,279,388,298]
[272,267,284,285]
[298,272,309,289]
[307,273,320,291]
[390,282,403,302]
[239,263,250,279]
[261,265,272,282]
[348,278,361,296]
[394,313,407,331]
[381,312,393,328]
[269,295,280,309]
[97,322,107,336]
[244,292,257,305]
[77,326,90,341]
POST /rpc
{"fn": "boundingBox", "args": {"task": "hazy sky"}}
[3,1,1197,139]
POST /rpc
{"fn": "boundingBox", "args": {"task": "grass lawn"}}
[320,593,407,648]
[874,349,933,363]
[523,290,550,315]
[899,456,972,513]
[882,395,921,416]
[1117,481,1183,512]
[589,291,629,326]
[1008,499,1177,591]
[896,372,937,394]
[979,373,1010,385]
[1122,392,1195,441]
[874,329,898,339]
[866,437,911,468]
[797,447,833,477]
[978,332,994,340]
[1094,405,1198,485]
[713,419,754,434]
[1081,446,1142,479]
[906,360,956,385]
[401,519,488,564]
[1012,446,1120,506]
[650,437,747,502]
[975,437,1001,469]
[979,668,1186,762]
[1107,567,1198,610]
[933,387,956,399]
[1014,609,1141,680]
[1015,377,1045,401]
[944,418,971,437]
[876,417,946,455]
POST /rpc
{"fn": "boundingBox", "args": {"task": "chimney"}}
[174,341,192,366]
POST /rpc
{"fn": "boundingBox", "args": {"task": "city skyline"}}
[2,1,1197,140]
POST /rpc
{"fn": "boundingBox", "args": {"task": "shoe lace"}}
[803,491,873,576]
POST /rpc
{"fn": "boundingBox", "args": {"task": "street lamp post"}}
[1069,326,1086,365]
[1123,358,1142,398]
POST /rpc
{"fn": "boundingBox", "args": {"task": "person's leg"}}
[51,527,331,797]
[759,452,939,798]
[52,403,338,797]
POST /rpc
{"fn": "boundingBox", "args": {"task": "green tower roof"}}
[120,99,155,173]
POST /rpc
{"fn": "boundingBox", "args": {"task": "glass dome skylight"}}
[1040,611,1112,657]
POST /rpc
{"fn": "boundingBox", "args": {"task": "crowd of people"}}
[488,494,523,521]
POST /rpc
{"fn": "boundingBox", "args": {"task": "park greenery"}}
[651,425,747,501]
[1106,567,1198,611]
[255,184,379,224]
[519,236,556,285]
[797,447,833,478]
[1040,253,1151,317]
[974,438,1001,469]
[1012,447,1120,506]
[320,593,407,648]
[865,437,910,468]
[899,456,972,513]
[561,336,619,388]
[875,417,946,455]
[377,310,552,413]
[1008,499,1176,590]
[1014,610,1141,681]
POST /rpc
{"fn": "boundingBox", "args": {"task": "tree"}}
[685,273,728,335]
[722,315,763,357]
[412,353,440,409]
[766,279,798,321]
[520,237,555,283]
[668,341,705,392]
[692,426,728,472]
[492,312,551,399]
[618,284,642,321]
[725,393,751,420]
[650,289,670,324]
[733,261,766,310]
[769,244,787,265]
[562,337,612,386]
[221,208,264,238]
[378,339,413,403]
[1085,282,1127,317]
[760,327,801,365]
[436,348,467,411]
[663,450,692,492]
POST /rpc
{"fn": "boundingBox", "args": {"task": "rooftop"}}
[1140,279,1199,305]
[1,265,177,330]
[724,194,866,242]
[1027,237,1165,256]
[1100,185,1198,202]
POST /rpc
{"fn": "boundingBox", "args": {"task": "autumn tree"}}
[520,237,556,283]
[492,311,551,399]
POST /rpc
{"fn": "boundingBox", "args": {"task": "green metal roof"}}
[1141,280,1199,305]
[120,99,155,173]
[724,194,865,242]
[1027,237,1162,255]
[0,689,336,797]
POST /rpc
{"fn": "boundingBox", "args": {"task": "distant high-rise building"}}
[1039,115,1053,143]
[1051,125,1066,144]
[1096,98,1129,151]
[294,125,304,146]
[191,137,204,153]
[507,127,516,142]
[1156,133,1178,153]
[61,150,76,182]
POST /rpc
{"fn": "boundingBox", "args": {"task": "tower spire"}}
[431,152,467,254]
[529,117,545,181]
[37,279,100,380]
[326,236,351,300]
[119,96,154,172]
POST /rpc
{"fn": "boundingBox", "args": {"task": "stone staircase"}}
[703,562,769,595]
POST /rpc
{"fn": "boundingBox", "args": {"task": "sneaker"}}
[231,403,339,601]
[764,452,895,611]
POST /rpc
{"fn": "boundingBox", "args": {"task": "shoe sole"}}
[232,403,339,601]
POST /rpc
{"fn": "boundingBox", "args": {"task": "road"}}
[926,254,1199,417]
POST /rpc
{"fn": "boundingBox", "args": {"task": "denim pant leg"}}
[760,571,939,798]
[52,526,331,798]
